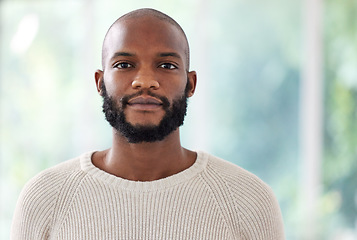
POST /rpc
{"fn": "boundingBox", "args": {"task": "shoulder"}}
[202,152,271,195]
[11,152,90,239]
[199,152,285,239]
[21,154,84,197]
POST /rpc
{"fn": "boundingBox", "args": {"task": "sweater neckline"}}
[80,150,208,191]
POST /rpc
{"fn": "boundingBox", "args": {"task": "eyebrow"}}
[158,52,181,60]
[110,51,182,61]
[110,52,136,61]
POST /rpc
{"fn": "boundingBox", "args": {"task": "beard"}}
[101,80,190,143]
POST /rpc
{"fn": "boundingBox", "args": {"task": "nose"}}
[132,68,159,90]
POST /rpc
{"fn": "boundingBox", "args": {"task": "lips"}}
[127,96,163,110]
[128,96,162,105]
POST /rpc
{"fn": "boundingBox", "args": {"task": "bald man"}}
[11,8,285,240]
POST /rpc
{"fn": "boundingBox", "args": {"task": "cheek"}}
[161,76,187,95]
[103,73,131,95]
[173,81,189,100]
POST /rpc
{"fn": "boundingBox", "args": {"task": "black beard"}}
[101,81,190,143]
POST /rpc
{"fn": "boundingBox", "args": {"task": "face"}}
[100,79,191,143]
[95,16,197,142]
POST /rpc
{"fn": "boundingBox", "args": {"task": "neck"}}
[92,128,196,181]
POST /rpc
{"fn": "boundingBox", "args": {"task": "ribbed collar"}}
[80,150,208,192]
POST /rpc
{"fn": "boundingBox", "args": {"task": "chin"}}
[131,122,160,129]
[126,115,164,127]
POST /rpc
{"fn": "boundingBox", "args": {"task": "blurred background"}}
[1,0,356,239]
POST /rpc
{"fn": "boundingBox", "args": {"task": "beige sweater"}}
[11,151,285,240]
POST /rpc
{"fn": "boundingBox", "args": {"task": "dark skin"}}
[93,15,197,181]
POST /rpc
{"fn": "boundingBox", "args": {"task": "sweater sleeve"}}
[206,155,285,240]
[11,172,61,239]
[10,158,81,240]
[227,167,285,240]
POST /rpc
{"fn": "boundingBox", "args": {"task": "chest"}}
[50,183,234,240]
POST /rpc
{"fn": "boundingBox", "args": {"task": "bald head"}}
[101,8,190,70]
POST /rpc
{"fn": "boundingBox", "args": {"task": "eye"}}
[114,62,133,69]
[159,63,177,70]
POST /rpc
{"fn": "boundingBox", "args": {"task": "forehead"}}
[103,16,187,64]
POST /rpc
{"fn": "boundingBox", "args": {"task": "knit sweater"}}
[11,151,285,240]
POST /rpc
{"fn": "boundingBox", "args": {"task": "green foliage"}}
[324,0,357,231]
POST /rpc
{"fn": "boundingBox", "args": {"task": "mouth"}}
[127,96,163,110]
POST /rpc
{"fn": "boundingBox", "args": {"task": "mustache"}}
[120,90,170,109]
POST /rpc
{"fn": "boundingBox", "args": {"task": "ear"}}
[187,71,197,97]
[95,70,104,96]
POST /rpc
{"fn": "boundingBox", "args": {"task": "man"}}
[11,8,285,239]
